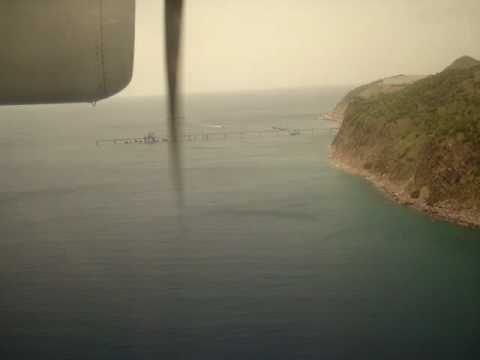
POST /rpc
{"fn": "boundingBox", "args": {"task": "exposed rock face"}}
[332,56,480,227]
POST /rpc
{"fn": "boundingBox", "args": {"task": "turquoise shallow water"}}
[1,89,479,359]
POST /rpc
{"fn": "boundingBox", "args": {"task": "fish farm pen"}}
[96,127,338,146]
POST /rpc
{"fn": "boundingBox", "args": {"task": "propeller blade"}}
[165,0,184,205]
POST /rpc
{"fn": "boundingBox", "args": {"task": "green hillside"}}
[328,75,426,121]
[444,55,480,71]
[332,56,480,224]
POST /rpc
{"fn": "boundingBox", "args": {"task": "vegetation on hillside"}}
[329,75,426,121]
[444,55,480,71]
[332,57,480,216]
[345,63,480,143]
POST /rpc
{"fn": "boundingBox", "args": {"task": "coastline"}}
[330,150,480,229]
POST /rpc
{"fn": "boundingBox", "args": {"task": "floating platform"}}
[95,127,338,146]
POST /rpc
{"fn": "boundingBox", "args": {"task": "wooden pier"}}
[96,127,338,146]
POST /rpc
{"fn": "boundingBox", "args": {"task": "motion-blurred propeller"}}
[165,0,184,205]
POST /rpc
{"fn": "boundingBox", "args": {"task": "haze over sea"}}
[1,88,479,359]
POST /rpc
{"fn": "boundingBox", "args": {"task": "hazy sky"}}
[123,0,480,96]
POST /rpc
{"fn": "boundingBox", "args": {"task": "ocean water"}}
[1,88,479,359]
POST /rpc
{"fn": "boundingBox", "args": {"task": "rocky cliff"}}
[331,56,480,227]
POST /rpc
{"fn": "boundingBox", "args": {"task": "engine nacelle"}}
[0,0,135,105]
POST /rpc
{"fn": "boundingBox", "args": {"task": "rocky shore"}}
[329,56,480,229]
[331,152,480,229]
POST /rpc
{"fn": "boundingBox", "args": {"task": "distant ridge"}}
[444,55,480,71]
[325,74,426,122]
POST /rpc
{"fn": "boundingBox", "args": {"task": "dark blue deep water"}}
[1,89,479,359]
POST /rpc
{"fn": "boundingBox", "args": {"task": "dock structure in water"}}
[96,127,338,146]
